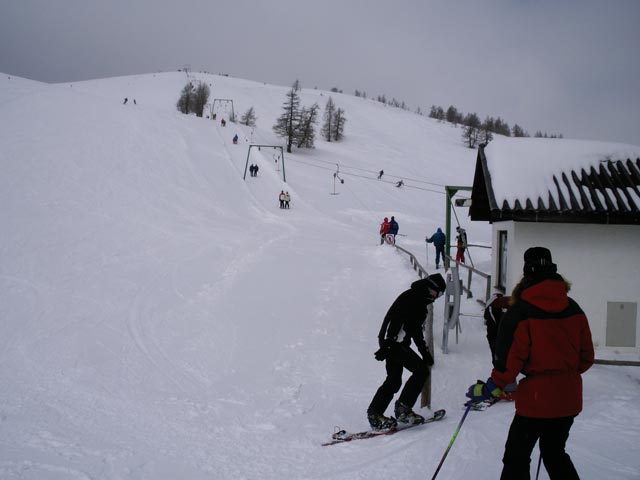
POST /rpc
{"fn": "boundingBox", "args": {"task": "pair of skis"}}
[321,409,446,446]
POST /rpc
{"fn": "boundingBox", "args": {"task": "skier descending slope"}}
[368,274,446,430]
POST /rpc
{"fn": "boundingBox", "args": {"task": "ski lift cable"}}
[287,158,446,194]
[291,156,446,187]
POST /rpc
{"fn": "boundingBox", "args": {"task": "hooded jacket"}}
[378,275,445,359]
[380,218,390,235]
[491,274,594,418]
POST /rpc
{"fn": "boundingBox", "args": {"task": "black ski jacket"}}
[378,278,437,359]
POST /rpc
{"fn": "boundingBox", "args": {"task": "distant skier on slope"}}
[367,274,446,430]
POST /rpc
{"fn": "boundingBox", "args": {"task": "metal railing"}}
[445,255,492,306]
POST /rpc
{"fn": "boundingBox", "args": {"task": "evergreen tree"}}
[273,82,302,153]
[446,106,460,124]
[512,124,528,137]
[332,108,347,141]
[295,103,319,148]
[240,106,257,127]
[321,97,336,142]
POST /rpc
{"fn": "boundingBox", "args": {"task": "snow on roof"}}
[484,136,640,211]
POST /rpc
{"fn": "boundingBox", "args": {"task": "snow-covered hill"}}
[0,71,638,479]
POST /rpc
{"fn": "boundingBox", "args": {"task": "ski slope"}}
[0,71,638,479]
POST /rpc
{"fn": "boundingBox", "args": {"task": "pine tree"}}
[273,82,302,153]
[295,103,319,148]
[321,97,336,142]
[332,108,347,141]
[240,106,257,127]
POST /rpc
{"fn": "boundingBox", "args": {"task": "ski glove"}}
[418,346,434,366]
[422,350,434,367]
[374,339,394,361]
[465,378,502,403]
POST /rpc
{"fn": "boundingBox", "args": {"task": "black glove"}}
[374,339,394,361]
[420,349,434,367]
[374,347,387,361]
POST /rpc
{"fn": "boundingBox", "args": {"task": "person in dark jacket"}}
[426,227,446,269]
[388,216,399,240]
[368,274,447,430]
[484,292,511,361]
[466,247,594,480]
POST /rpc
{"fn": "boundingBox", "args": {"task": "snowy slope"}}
[0,72,638,480]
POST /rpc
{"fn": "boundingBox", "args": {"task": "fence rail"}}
[445,256,492,306]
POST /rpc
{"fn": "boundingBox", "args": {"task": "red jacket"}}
[380,220,390,235]
[491,277,594,418]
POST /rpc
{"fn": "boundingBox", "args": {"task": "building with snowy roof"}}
[469,137,640,353]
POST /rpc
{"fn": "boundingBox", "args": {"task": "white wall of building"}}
[491,221,640,352]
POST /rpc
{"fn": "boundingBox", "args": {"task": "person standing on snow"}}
[379,217,390,245]
[455,226,467,263]
[388,216,399,241]
[367,274,447,430]
[465,247,594,480]
[284,191,291,209]
[426,227,446,269]
[278,190,285,209]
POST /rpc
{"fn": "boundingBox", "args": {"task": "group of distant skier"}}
[376,169,404,187]
[278,190,291,209]
[378,216,399,244]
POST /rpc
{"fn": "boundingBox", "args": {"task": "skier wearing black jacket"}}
[367,273,446,430]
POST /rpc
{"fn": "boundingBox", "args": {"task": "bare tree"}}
[192,83,210,117]
[176,82,194,114]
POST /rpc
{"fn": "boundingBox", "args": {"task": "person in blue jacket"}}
[388,216,399,240]
[426,227,447,269]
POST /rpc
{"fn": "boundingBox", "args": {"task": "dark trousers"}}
[435,246,444,266]
[501,414,579,480]
[367,343,428,416]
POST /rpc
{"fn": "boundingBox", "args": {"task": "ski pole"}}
[431,403,472,480]
[535,450,542,480]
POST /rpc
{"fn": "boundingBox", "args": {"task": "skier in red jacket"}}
[379,217,390,245]
[466,247,594,480]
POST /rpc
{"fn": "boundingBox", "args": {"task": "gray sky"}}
[1,0,639,144]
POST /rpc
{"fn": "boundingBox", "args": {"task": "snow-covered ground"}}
[0,71,638,479]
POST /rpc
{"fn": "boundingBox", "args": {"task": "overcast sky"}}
[1,0,639,144]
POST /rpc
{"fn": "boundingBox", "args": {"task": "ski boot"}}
[394,402,425,425]
[367,412,397,431]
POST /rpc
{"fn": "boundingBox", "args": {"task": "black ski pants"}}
[367,343,428,416]
[501,414,579,480]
